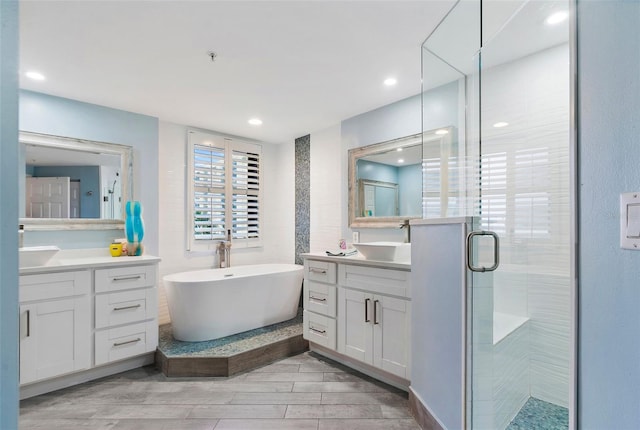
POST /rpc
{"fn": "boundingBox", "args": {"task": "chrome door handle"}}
[466,230,500,272]
[365,298,371,322]
[309,327,326,335]
[309,296,327,302]
[26,310,31,337]
[309,268,327,274]
[373,300,380,325]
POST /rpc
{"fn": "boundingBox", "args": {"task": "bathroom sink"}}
[353,242,410,262]
[19,246,60,268]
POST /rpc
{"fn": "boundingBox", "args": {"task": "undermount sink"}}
[19,246,60,268]
[353,242,410,262]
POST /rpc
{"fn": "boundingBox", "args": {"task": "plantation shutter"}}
[193,144,226,241]
[231,148,260,240]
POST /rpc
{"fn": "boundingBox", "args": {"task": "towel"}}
[326,248,358,257]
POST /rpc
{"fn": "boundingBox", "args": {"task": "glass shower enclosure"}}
[420,0,574,428]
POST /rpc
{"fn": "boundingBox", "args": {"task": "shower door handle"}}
[466,231,500,272]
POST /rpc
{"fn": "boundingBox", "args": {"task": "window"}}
[187,130,261,251]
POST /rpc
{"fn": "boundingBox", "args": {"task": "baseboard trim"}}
[309,342,410,391]
[20,353,155,399]
[409,386,447,430]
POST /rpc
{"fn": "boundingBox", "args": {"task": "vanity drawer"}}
[95,288,157,329]
[20,270,90,302]
[95,320,157,366]
[339,264,411,298]
[95,265,156,293]
[304,281,337,318]
[304,260,337,284]
[303,310,336,350]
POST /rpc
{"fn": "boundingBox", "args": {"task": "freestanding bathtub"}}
[163,264,303,342]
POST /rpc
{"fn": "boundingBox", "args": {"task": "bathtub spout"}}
[216,240,232,268]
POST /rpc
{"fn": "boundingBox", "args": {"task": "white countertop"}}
[19,248,161,275]
[301,252,411,271]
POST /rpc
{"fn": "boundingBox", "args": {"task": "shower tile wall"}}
[483,44,571,410]
[295,135,311,265]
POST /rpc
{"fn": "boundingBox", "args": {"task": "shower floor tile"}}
[506,397,568,430]
[156,309,307,377]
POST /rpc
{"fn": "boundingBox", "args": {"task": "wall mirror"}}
[348,126,454,228]
[19,131,133,230]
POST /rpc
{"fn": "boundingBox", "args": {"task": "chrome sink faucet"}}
[400,219,411,243]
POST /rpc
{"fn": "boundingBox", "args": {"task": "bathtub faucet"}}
[217,230,232,268]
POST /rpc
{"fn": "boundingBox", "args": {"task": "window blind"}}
[231,149,260,240]
[193,144,226,241]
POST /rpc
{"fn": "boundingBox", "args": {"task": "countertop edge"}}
[301,252,411,271]
[19,255,161,275]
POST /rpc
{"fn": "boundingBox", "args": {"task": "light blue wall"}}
[341,81,459,149]
[19,90,160,254]
[398,163,422,216]
[356,159,398,183]
[0,2,19,428]
[578,1,640,429]
[31,165,101,218]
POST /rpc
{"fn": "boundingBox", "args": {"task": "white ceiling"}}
[19,0,457,145]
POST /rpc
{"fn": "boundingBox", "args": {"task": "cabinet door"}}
[20,296,90,385]
[338,288,372,363]
[372,295,411,379]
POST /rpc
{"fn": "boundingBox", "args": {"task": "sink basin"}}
[19,246,60,268]
[353,242,410,262]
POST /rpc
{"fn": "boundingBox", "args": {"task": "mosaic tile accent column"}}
[295,135,310,265]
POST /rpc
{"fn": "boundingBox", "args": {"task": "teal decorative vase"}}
[125,201,145,256]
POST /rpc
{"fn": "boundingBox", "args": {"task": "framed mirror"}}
[348,126,454,228]
[19,131,133,231]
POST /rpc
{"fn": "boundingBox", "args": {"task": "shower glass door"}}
[422,1,573,429]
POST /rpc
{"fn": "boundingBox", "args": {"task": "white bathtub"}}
[163,264,303,342]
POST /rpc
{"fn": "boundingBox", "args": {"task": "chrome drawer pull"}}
[309,327,326,335]
[309,268,327,274]
[309,295,327,302]
[112,275,142,282]
[113,338,141,347]
[373,300,380,325]
[26,310,31,337]
[113,304,142,312]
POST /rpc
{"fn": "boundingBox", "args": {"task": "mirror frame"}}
[19,131,133,231]
[348,132,423,228]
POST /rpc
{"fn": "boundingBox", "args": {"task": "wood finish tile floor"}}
[20,352,421,430]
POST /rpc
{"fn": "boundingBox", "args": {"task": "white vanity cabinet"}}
[302,255,411,388]
[19,271,91,385]
[19,255,160,399]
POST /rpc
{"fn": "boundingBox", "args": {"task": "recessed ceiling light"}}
[384,77,397,86]
[546,11,568,25]
[248,118,262,126]
[435,129,449,135]
[493,122,509,128]
[396,147,403,152]
[398,158,405,164]
[25,71,45,81]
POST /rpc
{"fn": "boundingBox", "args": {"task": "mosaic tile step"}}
[156,309,307,377]
[158,308,304,358]
[507,397,569,430]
